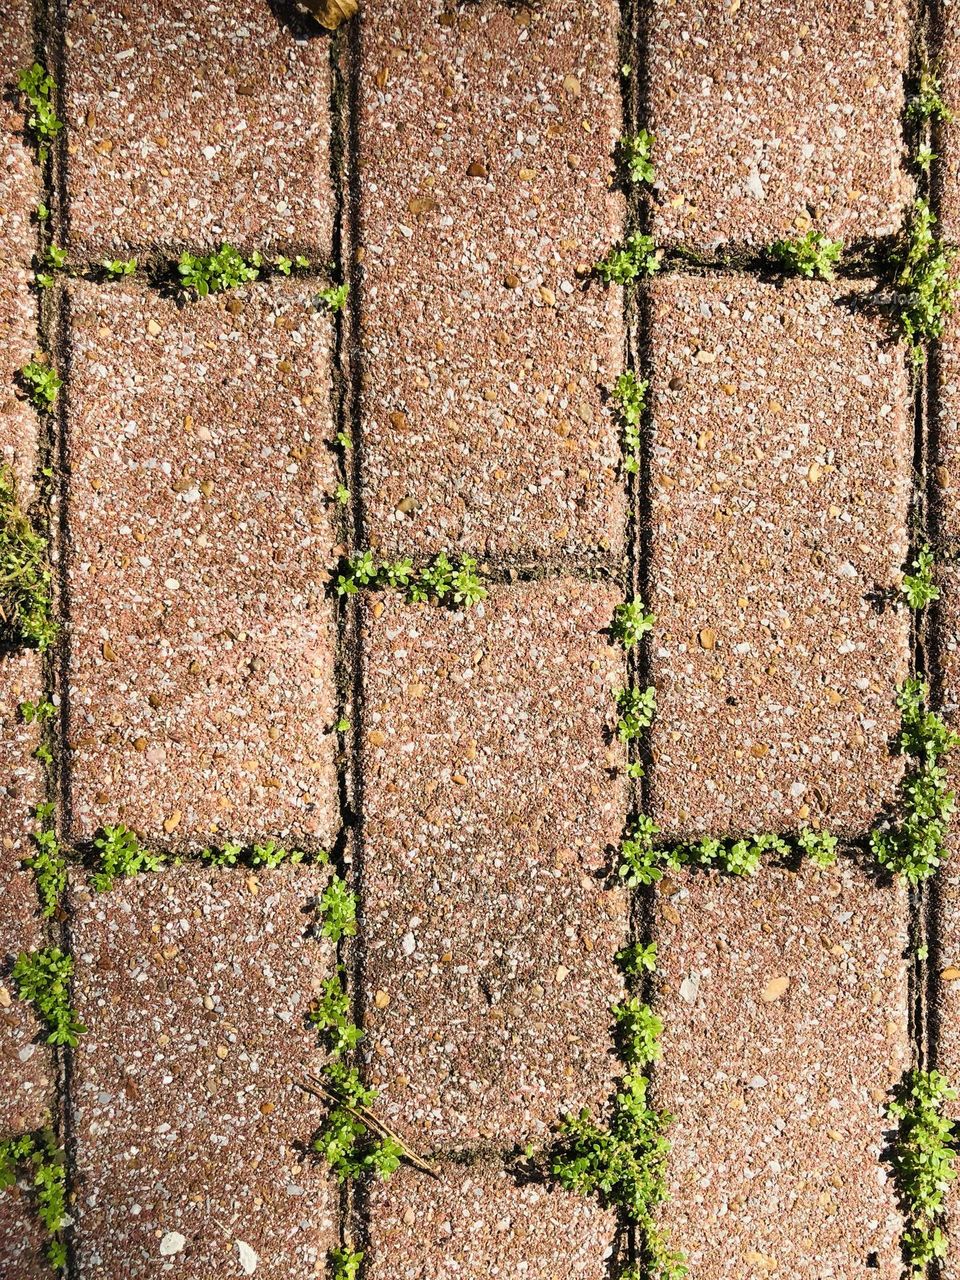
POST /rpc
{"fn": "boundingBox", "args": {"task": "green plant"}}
[335,483,350,505]
[916,145,937,173]
[611,371,647,474]
[329,1248,364,1280]
[595,232,661,284]
[620,130,655,184]
[335,550,379,597]
[796,827,838,868]
[617,942,657,976]
[768,230,843,281]
[334,551,487,609]
[274,254,311,275]
[250,839,304,869]
[618,815,676,887]
[909,66,953,124]
[12,947,85,1046]
[614,997,663,1066]
[16,63,63,164]
[888,1069,957,1274]
[0,466,57,649]
[902,544,940,610]
[310,969,364,1058]
[685,832,789,877]
[611,598,655,649]
[0,1129,68,1269]
[20,359,62,409]
[615,685,656,743]
[91,824,164,892]
[177,244,261,295]
[896,199,958,361]
[19,698,55,724]
[871,678,959,883]
[318,875,358,943]
[102,256,137,279]
[319,282,349,312]
[23,805,67,918]
[35,202,49,221]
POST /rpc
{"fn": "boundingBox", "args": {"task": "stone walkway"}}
[1,2,959,1278]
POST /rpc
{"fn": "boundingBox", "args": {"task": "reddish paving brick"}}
[646,274,911,839]
[0,2,40,489]
[359,581,627,1149]
[364,1163,617,1279]
[644,1,912,252]
[64,279,338,849]
[69,865,336,1280]
[933,327,960,545]
[0,651,53,1139]
[0,1182,49,1280]
[935,6,960,245]
[63,0,332,259]
[653,862,909,1279]
[357,0,626,559]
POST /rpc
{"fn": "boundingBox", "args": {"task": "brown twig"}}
[300,1074,442,1179]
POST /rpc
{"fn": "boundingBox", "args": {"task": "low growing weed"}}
[24,803,66,918]
[611,370,647,475]
[871,677,959,883]
[335,551,487,608]
[902,544,940,610]
[91,824,164,892]
[595,233,661,284]
[909,66,953,124]
[0,465,57,649]
[12,947,85,1046]
[896,199,958,361]
[0,1129,68,1269]
[768,230,842,281]
[887,1069,957,1273]
[19,359,62,410]
[615,685,656,743]
[611,598,655,649]
[16,63,63,164]
[619,130,655,185]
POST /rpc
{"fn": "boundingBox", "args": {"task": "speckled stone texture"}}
[359,581,627,1149]
[934,325,960,546]
[935,1,960,245]
[356,0,626,559]
[644,0,913,252]
[653,862,909,1279]
[69,866,336,1280]
[0,651,53,1139]
[932,567,960,1276]
[64,279,338,849]
[646,274,911,839]
[364,1164,618,1279]
[0,1183,49,1280]
[0,2,40,491]
[62,0,332,259]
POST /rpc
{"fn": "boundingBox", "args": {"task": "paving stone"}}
[359,580,627,1149]
[63,0,332,259]
[356,0,626,559]
[646,274,912,839]
[933,326,960,546]
[644,0,913,252]
[931,568,960,1277]
[364,1163,618,1279]
[0,651,53,1139]
[653,861,909,1279]
[0,2,40,490]
[69,865,336,1280]
[935,5,960,245]
[63,279,338,850]
[0,1182,49,1280]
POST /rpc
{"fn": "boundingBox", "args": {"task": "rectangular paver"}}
[64,279,338,849]
[646,274,912,839]
[356,0,626,559]
[643,0,912,253]
[934,6,960,245]
[0,2,41,490]
[359,580,627,1149]
[69,865,336,1280]
[931,568,960,1277]
[0,651,53,1139]
[364,1163,617,1279]
[63,0,332,258]
[653,862,909,1278]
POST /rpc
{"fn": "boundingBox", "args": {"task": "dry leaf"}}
[942,966,960,982]
[302,0,358,29]
[761,975,790,1003]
